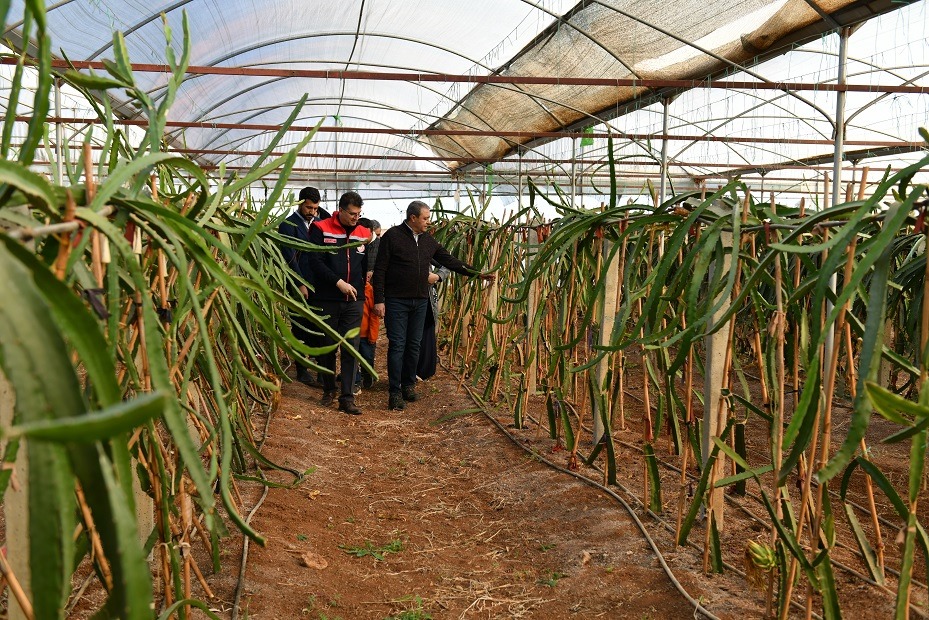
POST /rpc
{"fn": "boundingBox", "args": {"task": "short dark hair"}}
[357,217,372,228]
[339,191,363,211]
[406,200,429,221]
[369,219,381,231]
[298,186,320,202]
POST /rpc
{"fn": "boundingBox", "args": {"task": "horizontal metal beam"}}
[33,142,905,170]
[3,57,928,94]
[17,116,926,148]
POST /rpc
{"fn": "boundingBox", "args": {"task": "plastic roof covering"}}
[479,4,929,201]
[5,1,581,181]
[3,0,926,201]
[427,0,864,165]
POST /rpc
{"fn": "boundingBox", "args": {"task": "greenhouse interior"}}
[3,0,929,618]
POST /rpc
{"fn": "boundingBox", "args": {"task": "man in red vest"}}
[306,191,371,415]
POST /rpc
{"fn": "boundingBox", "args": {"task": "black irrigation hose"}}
[448,368,722,620]
[608,441,929,618]
[230,400,276,620]
[532,406,929,618]
[606,425,929,597]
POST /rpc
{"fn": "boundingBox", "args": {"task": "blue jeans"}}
[384,297,428,394]
[356,339,377,384]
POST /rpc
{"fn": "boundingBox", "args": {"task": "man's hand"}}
[427,272,441,285]
[374,302,385,318]
[336,279,357,300]
[299,284,309,298]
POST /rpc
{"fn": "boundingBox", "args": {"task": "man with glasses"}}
[306,191,371,415]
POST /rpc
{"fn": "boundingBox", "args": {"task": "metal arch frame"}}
[146,31,501,101]
[5,2,920,194]
[149,42,570,161]
[164,56,487,122]
[206,122,474,164]
[186,85,495,159]
[666,91,834,169]
[106,32,523,159]
[25,3,888,152]
[202,117,455,170]
[202,118,472,167]
[178,74,499,159]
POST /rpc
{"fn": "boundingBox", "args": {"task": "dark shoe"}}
[361,373,375,389]
[388,393,405,410]
[338,398,362,416]
[401,386,420,402]
[298,373,322,388]
[319,390,337,407]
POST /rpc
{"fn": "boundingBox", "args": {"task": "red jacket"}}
[306,215,371,302]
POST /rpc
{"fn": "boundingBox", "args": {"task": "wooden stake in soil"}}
[701,217,734,531]
[768,197,787,620]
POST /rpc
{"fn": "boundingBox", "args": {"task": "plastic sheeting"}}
[2,0,924,200]
[425,0,890,166]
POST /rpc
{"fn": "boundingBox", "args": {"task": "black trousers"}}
[315,299,363,399]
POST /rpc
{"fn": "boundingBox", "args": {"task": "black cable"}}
[447,366,722,620]
[230,399,275,620]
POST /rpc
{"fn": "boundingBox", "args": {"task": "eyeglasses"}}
[342,209,362,219]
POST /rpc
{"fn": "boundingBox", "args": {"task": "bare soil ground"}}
[208,340,929,620]
[3,342,927,619]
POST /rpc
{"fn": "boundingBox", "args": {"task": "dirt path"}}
[215,358,748,620]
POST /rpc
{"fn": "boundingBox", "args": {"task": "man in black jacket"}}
[278,186,323,385]
[306,191,371,415]
[372,201,492,410]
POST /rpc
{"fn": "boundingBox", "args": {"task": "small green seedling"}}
[339,539,403,561]
[538,571,567,587]
[384,595,432,620]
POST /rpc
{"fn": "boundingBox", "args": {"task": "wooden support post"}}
[593,239,620,443]
[701,230,733,530]
[1,371,31,620]
[526,227,540,395]
[484,245,501,361]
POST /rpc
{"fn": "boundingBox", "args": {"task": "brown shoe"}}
[319,390,337,407]
[401,386,420,402]
[338,397,362,416]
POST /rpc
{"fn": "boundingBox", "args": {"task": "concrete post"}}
[526,226,540,395]
[701,230,734,530]
[1,371,30,620]
[593,239,620,443]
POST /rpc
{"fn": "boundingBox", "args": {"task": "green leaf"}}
[0,159,57,211]
[61,70,130,91]
[0,236,121,407]
[0,239,77,618]
[843,502,884,584]
[866,381,929,423]
[643,443,662,513]
[11,391,165,442]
